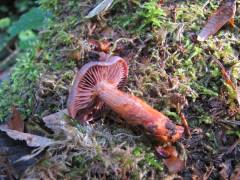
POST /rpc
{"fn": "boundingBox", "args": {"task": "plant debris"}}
[214,59,240,107]
[0,0,240,179]
[197,0,237,41]
[156,145,185,174]
[0,131,41,179]
[42,109,69,134]
[7,106,24,132]
[0,127,55,147]
[85,0,114,19]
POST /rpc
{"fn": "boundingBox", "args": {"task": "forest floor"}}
[0,0,240,179]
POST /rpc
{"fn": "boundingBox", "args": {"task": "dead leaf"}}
[69,50,81,61]
[0,130,45,178]
[7,106,24,132]
[155,145,178,158]
[0,127,55,147]
[99,39,111,53]
[164,156,185,174]
[89,39,101,51]
[156,145,185,174]
[197,0,236,41]
[88,39,111,53]
[42,109,68,134]
[85,0,114,19]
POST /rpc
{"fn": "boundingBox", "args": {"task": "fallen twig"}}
[214,59,240,106]
[219,119,240,127]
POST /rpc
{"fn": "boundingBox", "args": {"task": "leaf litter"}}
[198,0,237,41]
[156,145,185,174]
[2,0,240,179]
[22,109,166,179]
[0,107,56,178]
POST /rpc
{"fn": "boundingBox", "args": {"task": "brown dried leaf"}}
[7,106,24,132]
[164,156,185,174]
[156,145,185,174]
[69,50,81,61]
[99,39,111,53]
[155,145,178,158]
[197,0,236,41]
[88,39,101,51]
[88,39,111,53]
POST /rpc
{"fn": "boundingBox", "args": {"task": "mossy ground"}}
[1,0,240,179]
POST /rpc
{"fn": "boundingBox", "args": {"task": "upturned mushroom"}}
[67,56,184,142]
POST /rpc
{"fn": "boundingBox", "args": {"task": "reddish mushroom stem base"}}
[95,81,184,143]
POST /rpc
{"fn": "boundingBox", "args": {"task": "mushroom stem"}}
[95,81,184,142]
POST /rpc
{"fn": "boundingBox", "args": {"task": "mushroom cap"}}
[67,56,128,120]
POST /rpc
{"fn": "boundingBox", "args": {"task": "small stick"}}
[177,105,191,137]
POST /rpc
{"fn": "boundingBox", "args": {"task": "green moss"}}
[59,126,163,179]
[163,110,181,123]
[227,130,240,138]
[191,82,218,97]
[0,49,40,121]
[133,145,163,171]
[39,0,58,14]
[113,0,168,34]
[0,17,11,29]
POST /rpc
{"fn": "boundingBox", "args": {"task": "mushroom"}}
[67,56,184,142]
